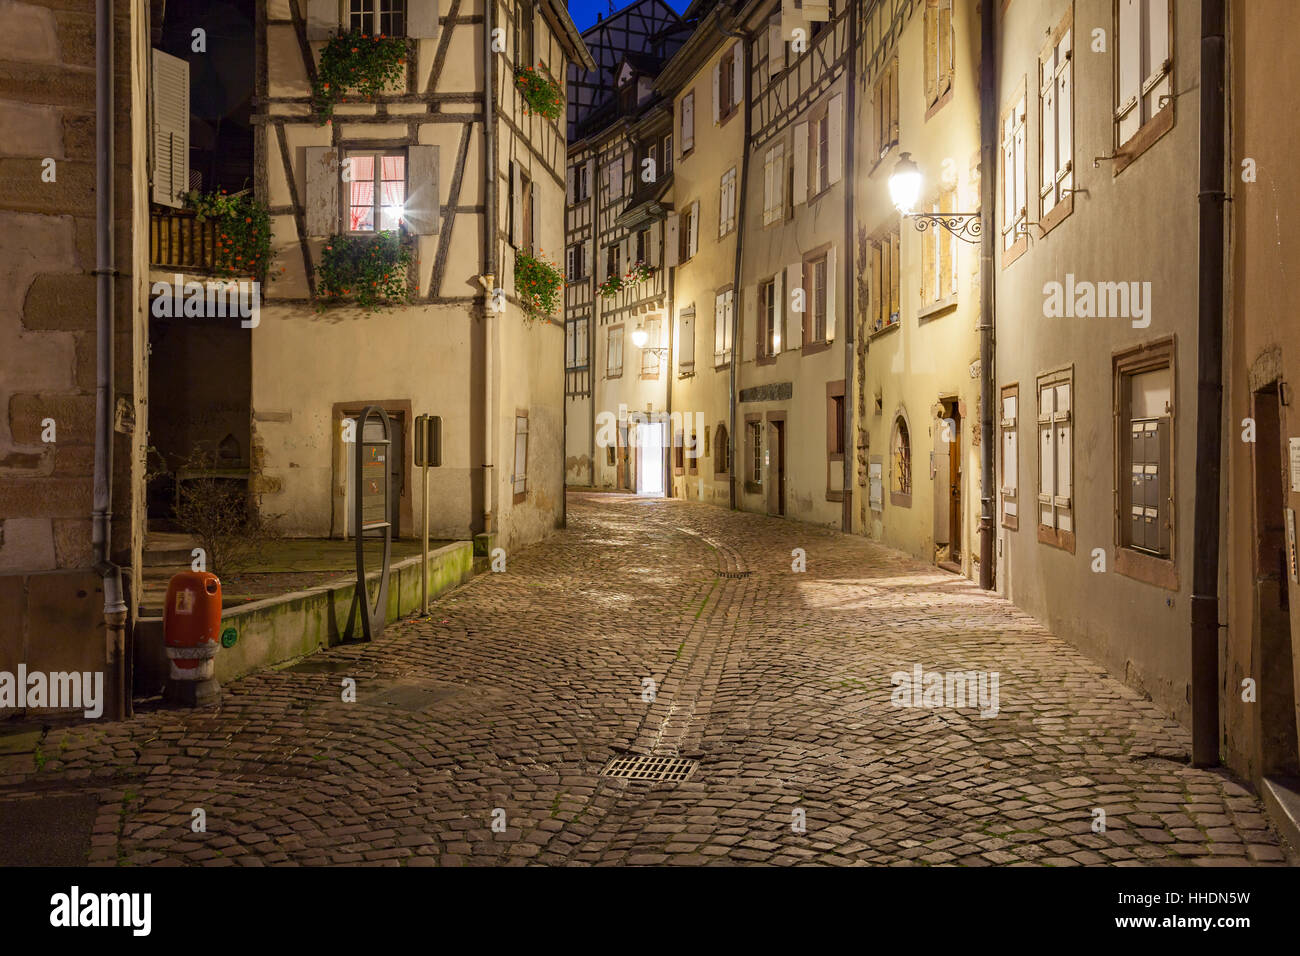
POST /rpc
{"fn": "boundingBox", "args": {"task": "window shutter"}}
[826,244,837,340]
[768,18,784,76]
[621,235,631,269]
[151,49,189,208]
[743,286,756,361]
[787,263,803,346]
[405,144,439,235]
[732,43,744,109]
[828,93,843,185]
[763,150,774,221]
[566,166,574,205]
[304,146,338,236]
[792,122,808,205]
[585,238,593,276]
[1117,0,1141,129]
[510,161,523,247]
[305,0,337,41]
[924,2,937,104]
[773,270,784,354]
[665,213,680,267]
[680,311,695,370]
[585,158,595,198]
[712,63,721,124]
[649,221,661,268]
[681,94,695,152]
[598,244,608,283]
[715,294,727,358]
[1058,51,1073,181]
[408,0,440,38]
[566,246,576,281]
[938,0,952,91]
[688,200,700,258]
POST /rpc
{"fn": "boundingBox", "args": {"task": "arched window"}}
[714,424,729,475]
[891,414,912,504]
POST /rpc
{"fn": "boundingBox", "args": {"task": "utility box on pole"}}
[413,414,442,614]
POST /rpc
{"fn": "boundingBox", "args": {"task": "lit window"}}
[346,151,406,233]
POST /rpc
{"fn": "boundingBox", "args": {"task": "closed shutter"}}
[712,63,721,125]
[513,415,528,496]
[405,145,439,234]
[772,270,784,354]
[649,221,661,268]
[826,244,837,340]
[681,94,695,152]
[792,121,808,205]
[828,93,843,185]
[787,263,803,347]
[1117,0,1141,141]
[408,0,440,39]
[688,200,700,258]
[151,49,189,208]
[732,43,744,109]
[304,146,338,236]
[743,286,756,361]
[566,165,574,205]
[585,238,593,276]
[679,310,695,371]
[510,161,523,247]
[609,157,624,201]
[768,18,784,76]
[924,2,937,104]
[597,244,608,283]
[715,293,727,359]
[665,213,680,268]
[566,246,576,281]
[305,0,337,41]
[805,0,831,19]
[584,158,595,199]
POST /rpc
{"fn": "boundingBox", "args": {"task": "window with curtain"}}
[346,151,406,233]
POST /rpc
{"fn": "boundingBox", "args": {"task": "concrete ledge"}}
[1261,776,1300,854]
[132,541,475,695]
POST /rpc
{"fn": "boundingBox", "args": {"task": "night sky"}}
[567,0,692,32]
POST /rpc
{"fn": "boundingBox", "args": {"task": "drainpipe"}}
[482,0,497,540]
[94,0,128,721]
[718,8,747,512]
[976,0,996,590]
[841,9,857,533]
[1191,0,1227,768]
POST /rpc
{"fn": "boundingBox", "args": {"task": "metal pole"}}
[422,455,430,615]
[977,0,997,590]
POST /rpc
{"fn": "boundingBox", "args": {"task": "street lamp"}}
[632,323,666,356]
[888,152,983,244]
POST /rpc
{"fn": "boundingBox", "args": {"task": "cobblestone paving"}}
[2,493,1295,866]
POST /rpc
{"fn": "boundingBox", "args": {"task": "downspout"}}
[1191,0,1227,768]
[589,144,597,488]
[482,0,497,539]
[841,8,856,533]
[718,8,747,512]
[976,0,996,590]
[94,0,128,721]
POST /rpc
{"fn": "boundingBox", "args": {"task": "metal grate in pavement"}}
[600,754,699,782]
[714,569,752,578]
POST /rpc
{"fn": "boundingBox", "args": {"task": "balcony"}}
[149,206,222,274]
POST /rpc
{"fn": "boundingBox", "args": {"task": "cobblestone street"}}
[2,493,1294,867]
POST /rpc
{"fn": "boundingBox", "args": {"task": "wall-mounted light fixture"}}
[888,152,983,245]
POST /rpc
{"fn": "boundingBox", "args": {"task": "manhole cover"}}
[600,754,699,782]
[714,570,752,578]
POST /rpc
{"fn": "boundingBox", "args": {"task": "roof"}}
[541,0,596,70]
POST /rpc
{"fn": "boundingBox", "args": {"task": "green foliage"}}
[514,63,564,120]
[186,188,272,279]
[599,261,655,299]
[313,30,407,124]
[514,249,564,317]
[316,231,415,311]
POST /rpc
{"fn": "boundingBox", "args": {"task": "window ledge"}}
[1039,192,1074,236]
[870,320,901,341]
[1001,234,1028,269]
[803,339,831,356]
[1114,546,1179,590]
[1037,524,1076,553]
[1114,106,1175,176]
[890,491,912,508]
[918,296,958,322]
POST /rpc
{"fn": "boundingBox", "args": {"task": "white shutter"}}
[1145,0,1171,82]
[151,49,189,208]
[712,63,721,125]
[1039,385,1055,526]
[304,146,338,236]
[405,145,439,234]
[598,244,608,283]
[305,0,337,41]
[1058,53,1073,180]
[743,286,756,360]
[585,238,594,276]
[792,122,808,205]
[725,291,735,353]
[1117,0,1141,138]
[828,93,843,185]
[681,94,695,152]
[768,18,784,76]
[688,200,700,258]
[510,161,523,247]
[649,221,661,268]
[665,213,680,268]
[732,43,744,109]
[621,236,630,270]
[762,150,774,222]
[584,158,595,199]
[772,270,784,354]
[680,311,695,370]
[408,0,440,38]
[826,244,837,340]
[566,166,574,205]
[787,263,803,347]
[715,293,727,357]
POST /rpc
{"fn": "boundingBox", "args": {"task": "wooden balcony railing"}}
[150,206,221,273]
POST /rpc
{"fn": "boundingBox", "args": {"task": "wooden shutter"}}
[688,201,700,258]
[304,146,338,236]
[712,63,721,124]
[826,244,837,340]
[679,310,695,370]
[681,93,694,152]
[792,122,808,205]
[715,293,727,357]
[923,1,937,104]
[1117,0,1141,139]
[649,221,661,268]
[938,0,952,92]
[597,243,608,283]
[584,158,595,198]
[732,43,744,109]
[828,93,843,185]
[585,238,593,277]
[772,270,784,354]
[305,0,337,41]
[151,49,189,208]
[408,0,440,38]
[768,18,784,76]
[665,213,680,267]
[513,415,528,495]
[510,161,523,248]
[405,145,439,235]
[566,166,574,205]
[743,286,756,360]
[787,263,803,346]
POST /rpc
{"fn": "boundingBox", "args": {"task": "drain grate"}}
[714,569,752,578]
[600,754,699,782]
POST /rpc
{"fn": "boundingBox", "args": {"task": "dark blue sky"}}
[567,0,691,32]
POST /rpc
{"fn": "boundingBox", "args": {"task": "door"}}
[767,419,785,516]
[637,422,665,496]
[934,399,961,567]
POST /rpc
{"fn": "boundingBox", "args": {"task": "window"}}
[566,242,586,281]
[921,188,958,308]
[891,414,912,505]
[924,0,954,114]
[809,104,831,197]
[766,15,786,79]
[680,91,695,155]
[515,0,534,70]
[1036,368,1074,550]
[678,307,695,374]
[871,57,899,163]
[1115,0,1172,157]
[604,243,621,283]
[570,162,590,203]
[1000,384,1019,530]
[714,289,734,366]
[1040,9,1073,224]
[634,227,649,266]
[719,167,737,237]
[345,150,406,233]
[806,254,829,343]
[869,226,900,332]
[759,278,778,359]
[830,394,845,456]
[565,318,589,371]
[688,428,699,475]
[679,201,699,262]
[762,143,785,225]
[663,134,673,175]
[674,429,685,474]
[512,412,528,502]
[714,423,729,475]
[640,317,662,377]
[1000,85,1028,262]
[606,156,624,203]
[746,419,763,490]
[1115,340,1176,585]
[606,326,624,378]
[348,0,405,36]
[515,167,534,250]
[718,47,738,122]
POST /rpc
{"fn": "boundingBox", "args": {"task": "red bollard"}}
[163,571,222,705]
